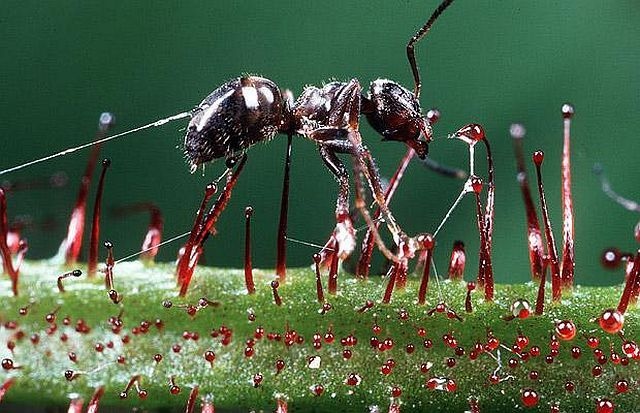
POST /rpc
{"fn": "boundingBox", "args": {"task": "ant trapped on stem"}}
[1,0,492,300]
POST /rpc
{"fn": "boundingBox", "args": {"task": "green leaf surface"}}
[0,261,638,412]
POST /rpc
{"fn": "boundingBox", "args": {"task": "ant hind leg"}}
[316,142,356,267]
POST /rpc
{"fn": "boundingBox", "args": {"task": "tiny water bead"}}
[520,388,539,407]
[599,309,625,334]
[596,399,615,413]
[511,299,532,319]
[555,320,577,341]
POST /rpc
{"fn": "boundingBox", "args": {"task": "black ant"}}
[181,0,471,277]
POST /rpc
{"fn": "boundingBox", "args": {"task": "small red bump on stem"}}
[560,103,576,291]
[313,253,325,303]
[595,399,614,413]
[345,372,362,386]
[45,305,60,323]
[447,241,466,281]
[244,206,255,294]
[520,388,539,407]
[275,133,293,282]
[252,373,263,387]
[617,249,640,313]
[57,269,82,293]
[271,280,282,306]
[87,159,111,276]
[204,350,216,366]
[358,300,374,313]
[468,397,480,413]
[311,384,324,396]
[555,320,577,341]
[599,308,625,334]
[532,150,562,308]
[168,376,181,395]
[426,108,440,125]
[1,358,16,370]
[615,379,629,394]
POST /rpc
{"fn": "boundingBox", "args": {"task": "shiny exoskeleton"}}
[184,77,431,166]
[183,0,455,262]
[183,76,430,258]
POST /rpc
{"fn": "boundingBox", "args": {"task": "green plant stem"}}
[0,261,638,412]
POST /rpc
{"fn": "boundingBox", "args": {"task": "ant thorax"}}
[293,78,432,160]
[293,82,350,137]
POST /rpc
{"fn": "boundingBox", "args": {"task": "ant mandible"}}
[181,0,471,282]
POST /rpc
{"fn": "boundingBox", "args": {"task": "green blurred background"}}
[1,0,638,286]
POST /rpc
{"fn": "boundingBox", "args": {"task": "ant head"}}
[363,79,432,159]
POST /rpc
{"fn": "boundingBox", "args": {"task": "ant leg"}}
[406,0,456,97]
[275,133,293,281]
[356,148,413,278]
[317,142,356,266]
[346,132,403,265]
[337,80,404,245]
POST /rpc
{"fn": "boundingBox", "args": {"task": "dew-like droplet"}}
[555,320,577,341]
[598,309,624,334]
[520,388,539,407]
[595,399,614,413]
[511,299,531,319]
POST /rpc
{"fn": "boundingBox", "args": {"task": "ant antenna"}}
[0,111,192,176]
[406,0,456,98]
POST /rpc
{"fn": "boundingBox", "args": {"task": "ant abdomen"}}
[363,79,431,158]
[183,76,288,169]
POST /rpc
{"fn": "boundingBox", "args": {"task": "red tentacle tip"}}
[532,150,544,166]
[561,103,575,119]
